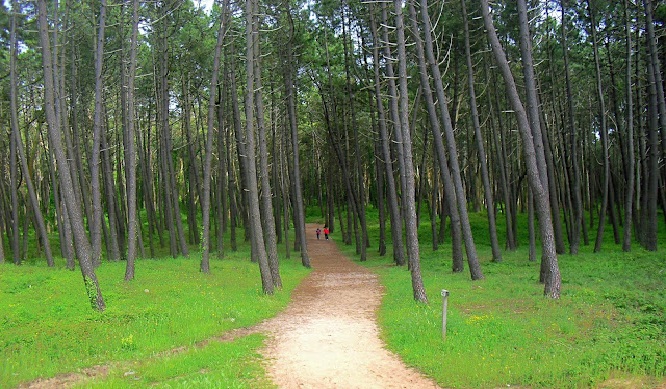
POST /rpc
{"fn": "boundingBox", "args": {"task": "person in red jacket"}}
[323,226,329,240]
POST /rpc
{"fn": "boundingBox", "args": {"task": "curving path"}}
[259,224,442,389]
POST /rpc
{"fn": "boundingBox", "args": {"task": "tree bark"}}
[418,0,483,278]
[100,131,122,262]
[485,59,516,251]
[517,0,566,255]
[9,1,21,265]
[561,0,584,254]
[217,85,228,256]
[643,0,660,251]
[282,1,311,268]
[341,0,369,261]
[245,0,274,293]
[38,0,105,310]
[201,0,228,274]
[379,2,407,266]
[528,188,536,262]
[481,0,561,298]
[157,1,188,258]
[10,0,54,266]
[253,2,282,287]
[461,0,502,262]
[587,0,611,253]
[90,0,106,267]
[124,0,140,280]
[409,0,483,280]
[183,78,200,246]
[393,0,428,303]
[622,0,635,251]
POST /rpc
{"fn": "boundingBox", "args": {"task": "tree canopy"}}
[1,0,665,308]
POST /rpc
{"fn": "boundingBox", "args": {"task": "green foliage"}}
[0,253,309,388]
[356,225,666,388]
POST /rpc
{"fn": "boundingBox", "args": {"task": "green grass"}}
[0,245,309,388]
[3,207,665,388]
[75,334,271,388]
[333,209,666,388]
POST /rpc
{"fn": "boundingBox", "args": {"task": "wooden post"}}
[441,289,449,340]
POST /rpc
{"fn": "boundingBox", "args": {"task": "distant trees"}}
[1,0,664,306]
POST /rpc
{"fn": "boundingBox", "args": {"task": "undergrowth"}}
[0,248,308,388]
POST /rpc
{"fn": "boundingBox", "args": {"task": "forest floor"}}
[20,223,441,389]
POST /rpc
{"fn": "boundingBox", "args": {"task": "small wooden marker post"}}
[441,289,449,340]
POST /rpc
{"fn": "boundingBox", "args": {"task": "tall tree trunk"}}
[643,0,660,251]
[183,78,200,246]
[517,0,566,255]
[270,84,282,246]
[228,58,247,248]
[370,3,396,258]
[159,2,188,258]
[227,99,239,252]
[57,5,85,237]
[461,0,502,262]
[230,39,251,244]
[528,188,537,262]
[10,0,54,266]
[379,2,407,266]
[418,0,482,278]
[253,2,281,287]
[481,0,561,298]
[47,136,72,264]
[217,87,228,256]
[318,87,364,254]
[622,0,635,251]
[61,198,75,269]
[0,172,7,263]
[485,59,516,251]
[9,1,21,265]
[157,9,177,258]
[280,126,291,259]
[138,118,158,257]
[393,0,428,303]
[201,0,228,274]
[282,0,311,268]
[341,1,368,261]
[430,155,439,251]
[38,0,105,310]
[408,0,483,280]
[114,125,127,255]
[561,0,584,254]
[124,0,140,279]
[90,0,107,267]
[587,0,611,253]
[245,0,274,293]
[101,132,122,262]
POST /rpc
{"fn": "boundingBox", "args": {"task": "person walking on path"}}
[316,228,321,240]
[323,226,329,240]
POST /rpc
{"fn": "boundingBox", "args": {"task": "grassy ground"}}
[1,245,309,388]
[2,208,665,388]
[337,209,666,388]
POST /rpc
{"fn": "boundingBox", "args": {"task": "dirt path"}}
[259,224,441,389]
[19,225,441,389]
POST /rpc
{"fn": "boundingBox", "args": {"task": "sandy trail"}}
[260,224,441,389]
